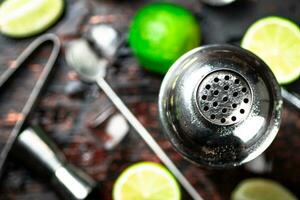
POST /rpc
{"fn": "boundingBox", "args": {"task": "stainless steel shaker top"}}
[158,44,282,168]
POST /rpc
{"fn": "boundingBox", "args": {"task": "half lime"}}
[113,162,181,200]
[232,178,297,200]
[242,16,300,84]
[0,0,64,38]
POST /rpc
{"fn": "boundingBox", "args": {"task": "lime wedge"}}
[241,16,300,84]
[0,0,64,38]
[232,178,298,200]
[113,162,181,200]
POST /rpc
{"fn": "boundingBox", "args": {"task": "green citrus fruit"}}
[232,178,298,200]
[242,16,300,84]
[113,162,181,200]
[129,3,201,74]
[0,0,64,38]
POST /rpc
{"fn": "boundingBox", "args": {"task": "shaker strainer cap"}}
[158,44,282,168]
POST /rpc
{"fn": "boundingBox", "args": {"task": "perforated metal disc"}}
[196,70,252,125]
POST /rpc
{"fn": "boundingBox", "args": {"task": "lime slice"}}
[113,162,181,200]
[129,3,200,74]
[241,16,300,84]
[232,178,298,200]
[0,0,64,38]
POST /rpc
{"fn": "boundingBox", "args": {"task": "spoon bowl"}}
[65,39,108,82]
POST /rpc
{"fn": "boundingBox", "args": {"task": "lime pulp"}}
[0,0,64,38]
[242,16,300,84]
[113,162,181,200]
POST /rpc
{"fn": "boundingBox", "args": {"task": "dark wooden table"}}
[0,0,299,199]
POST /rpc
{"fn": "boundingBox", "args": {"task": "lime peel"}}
[129,2,201,74]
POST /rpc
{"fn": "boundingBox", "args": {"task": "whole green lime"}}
[128,3,201,74]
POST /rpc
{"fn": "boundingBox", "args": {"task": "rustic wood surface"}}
[0,0,299,199]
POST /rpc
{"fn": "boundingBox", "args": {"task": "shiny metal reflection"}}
[14,127,96,200]
[159,44,282,168]
[201,0,236,6]
[55,167,90,199]
[87,24,119,59]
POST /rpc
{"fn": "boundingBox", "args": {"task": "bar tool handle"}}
[0,34,61,176]
[12,126,97,200]
[96,77,203,200]
[281,88,300,111]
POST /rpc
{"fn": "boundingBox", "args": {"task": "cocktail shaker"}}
[159,44,282,168]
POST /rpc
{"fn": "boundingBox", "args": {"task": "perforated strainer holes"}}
[196,70,252,126]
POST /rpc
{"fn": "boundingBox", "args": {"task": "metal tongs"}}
[0,33,60,173]
[0,34,97,200]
